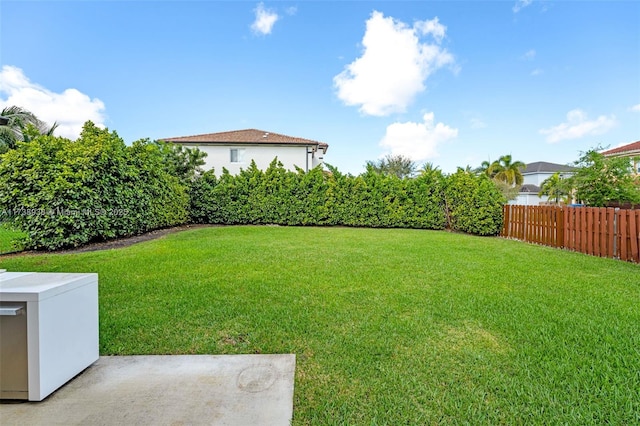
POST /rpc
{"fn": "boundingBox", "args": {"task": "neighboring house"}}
[601,140,640,175]
[510,161,576,205]
[162,129,328,175]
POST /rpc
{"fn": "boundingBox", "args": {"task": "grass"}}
[0,222,25,254]
[1,226,638,424]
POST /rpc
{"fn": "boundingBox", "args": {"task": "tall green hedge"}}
[324,166,447,229]
[190,160,334,226]
[1,123,506,250]
[0,122,189,250]
[444,168,506,236]
[190,161,504,236]
[190,160,507,235]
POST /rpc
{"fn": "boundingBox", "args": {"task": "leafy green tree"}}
[568,149,640,207]
[538,172,571,204]
[0,106,57,153]
[366,154,417,179]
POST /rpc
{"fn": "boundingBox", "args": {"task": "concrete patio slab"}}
[0,354,296,426]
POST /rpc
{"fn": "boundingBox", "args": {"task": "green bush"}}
[0,122,190,250]
[189,169,219,224]
[444,168,506,236]
[405,169,447,229]
[292,165,330,225]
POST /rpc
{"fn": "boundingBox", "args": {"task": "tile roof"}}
[522,161,576,174]
[519,184,541,193]
[601,140,640,156]
[161,129,328,152]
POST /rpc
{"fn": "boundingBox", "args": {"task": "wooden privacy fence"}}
[501,205,640,263]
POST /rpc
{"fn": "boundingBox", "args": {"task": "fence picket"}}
[628,210,638,262]
[577,207,585,253]
[619,210,628,261]
[565,207,573,250]
[502,205,638,263]
[556,207,564,248]
[590,208,597,256]
[607,208,615,258]
[586,208,594,256]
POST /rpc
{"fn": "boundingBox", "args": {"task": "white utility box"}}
[0,271,98,401]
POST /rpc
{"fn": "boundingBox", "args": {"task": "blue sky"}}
[1,1,639,174]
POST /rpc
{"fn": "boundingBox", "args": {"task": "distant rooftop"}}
[522,161,576,174]
[601,140,640,157]
[161,129,328,153]
[520,183,541,193]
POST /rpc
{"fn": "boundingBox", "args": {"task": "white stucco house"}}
[510,161,576,205]
[162,129,328,175]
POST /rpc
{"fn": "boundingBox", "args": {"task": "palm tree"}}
[477,159,498,177]
[419,162,440,174]
[493,154,525,186]
[0,106,57,153]
[538,172,570,204]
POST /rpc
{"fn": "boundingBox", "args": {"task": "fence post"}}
[613,208,619,259]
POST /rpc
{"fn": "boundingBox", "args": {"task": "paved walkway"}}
[1,354,296,426]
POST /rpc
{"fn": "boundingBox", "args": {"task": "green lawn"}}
[1,226,638,424]
[0,223,25,254]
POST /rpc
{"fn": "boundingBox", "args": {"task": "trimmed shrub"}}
[444,168,506,236]
[0,122,189,250]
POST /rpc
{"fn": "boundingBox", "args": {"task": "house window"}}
[230,148,245,163]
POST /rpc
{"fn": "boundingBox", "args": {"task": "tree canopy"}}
[477,155,525,186]
[0,106,57,154]
[568,149,640,207]
[366,154,417,179]
[475,154,525,201]
[538,172,571,204]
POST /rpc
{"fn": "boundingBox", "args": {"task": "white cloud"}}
[539,109,617,143]
[530,68,543,76]
[414,17,446,42]
[513,0,533,13]
[630,104,640,112]
[0,65,106,140]
[522,49,536,60]
[379,112,458,162]
[251,2,279,35]
[285,6,297,16]
[470,117,487,129]
[333,11,455,116]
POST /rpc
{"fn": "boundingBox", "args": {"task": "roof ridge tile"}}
[161,129,327,148]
